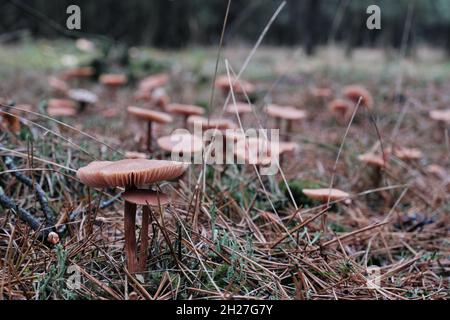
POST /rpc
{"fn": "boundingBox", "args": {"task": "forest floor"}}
[0,41,449,300]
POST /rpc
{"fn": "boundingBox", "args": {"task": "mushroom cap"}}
[302,188,350,202]
[277,141,299,155]
[343,85,373,108]
[215,75,255,94]
[265,105,307,120]
[48,76,69,93]
[165,103,205,116]
[187,115,237,130]
[157,133,204,154]
[225,103,253,115]
[99,74,128,87]
[234,137,273,165]
[127,106,173,123]
[62,67,95,80]
[122,190,170,206]
[311,87,333,99]
[47,99,77,110]
[429,109,450,124]
[358,153,386,167]
[138,73,169,92]
[392,147,423,160]
[77,159,188,188]
[76,161,113,188]
[68,89,98,104]
[47,107,77,117]
[328,99,352,114]
[124,151,148,159]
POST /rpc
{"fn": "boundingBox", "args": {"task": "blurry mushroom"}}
[127,106,173,152]
[48,76,69,95]
[328,99,353,123]
[429,110,450,140]
[187,115,237,131]
[265,104,307,140]
[62,67,95,81]
[68,88,98,112]
[47,99,77,117]
[311,87,333,100]
[76,159,188,273]
[124,151,148,159]
[165,103,205,128]
[391,147,423,161]
[138,73,169,93]
[100,74,128,98]
[358,152,387,186]
[302,188,351,203]
[215,75,255,95]
[343,85,373,109]
[225,102,253,123]
[157,132,204,161]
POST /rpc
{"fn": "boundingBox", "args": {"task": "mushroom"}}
[187,115,237,131]
[100,74,128,98]
[124,151,148,159]
[215,75,255,95]
[62,67,95,81]
[310,87,333,100]
[76,159,188,273]
[391,147,423,161]
[265,104,307,140]
[225,102,253,123]
[157,133,204,161]
[165,103,205,128]
[328,99,353,123]
[47,99,77,117]
[234,137,274,172]
[68,88,98,112]
[358,152,387,186]
[48,76,69,95]
[302,188,351,203]
[127,106,173,152]
[138,73,169,93]
[342,85,373,109]
[1,106,21,134]
[429,109,450,140]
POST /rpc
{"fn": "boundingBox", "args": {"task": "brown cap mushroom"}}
[47,99,77,117]
[265,104,307,139]
[225,103,253,115]
[127,106,173,152]
[358,153,386,168]
[138,73,169,92]
[187,115,237,131]
[392,147,423,161]
[157,133,204,157]
[343,85,373,109]
[215,75,255,94]
[122,190,170,206]
[48,76,69,94]
[302,188,351,202]
[328,99,353,122]
[429,109,450,124]
[165,103,205,127]
[62,67,95,80]
[76,159,188,273]
[99,74,128,87]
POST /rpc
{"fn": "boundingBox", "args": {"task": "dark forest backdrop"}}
[1,0,450,54]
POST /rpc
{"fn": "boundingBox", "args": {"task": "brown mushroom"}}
[225,102,253,123]
[48,76,69,95]
[265,104,307,140]
[127,106,173,152]
[302,188,351,202]
[215,75,255,95]
[138,73,169,93]
[47,99,77,117]
[157,133,204,160]
[187,115,237,131]
[328,99,353,123]
[165,104,205,128]
[343,85,373,109]
[76,159,188,273]
[62,67,95,82]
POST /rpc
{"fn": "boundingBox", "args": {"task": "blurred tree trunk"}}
[303,0,321,55]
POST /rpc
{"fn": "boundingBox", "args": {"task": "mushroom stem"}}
[183,115,188,128]
[139,205,150,272]
[286,120,293,141]
[147,121,153,152]
[124,200,138,273]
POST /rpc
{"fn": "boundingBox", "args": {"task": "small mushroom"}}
[62,67,95,81]
[429,109,450,140]
[225,102,253,123]
[302,188,351,203]
[187,115,237,131]
[265,104,307,140]
[157,133,204,161]
[165,104,205,128]
[391,147,423,161]
[68,88,98,112]
[100,74,128,99]
[358,152,387,186]
[342,85,373,109]
[127,106,173,152]
[138,73,169,93]
[48,76,69,95]
[76,159,188,273]
[328,99,353,123]
[47,99,77,117]
[215,75,255,96]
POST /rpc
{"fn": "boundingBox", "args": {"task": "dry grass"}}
[0,43,449,300]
